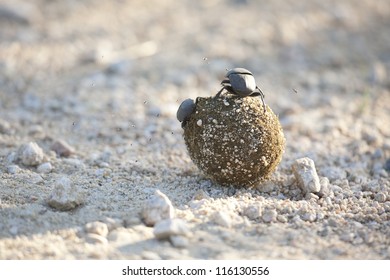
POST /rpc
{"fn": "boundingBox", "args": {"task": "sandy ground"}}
[0,0,389,259]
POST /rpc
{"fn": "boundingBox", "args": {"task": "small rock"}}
[317,176,333,197]
[85,221,109,237]
[141,190,175,226]
[51,139,75,157]
[374,192,387,203]
[305,192,319,200]
[277,215,287,223]
[292,157,321,194]
[85,233,108,244]
[301,212,317,222]
[18,142,44,166]
[7,164,21,174]
[170,235,189,248]
[262,209,277,223]
[213,211,232,228]
[141,251,161,260]
[101,217,122,231]
[153,219,190,240]
[47,177,84,211]
[243,205,262,220]
[37,162,52,173]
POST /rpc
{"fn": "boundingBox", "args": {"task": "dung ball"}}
[181,96,285,187]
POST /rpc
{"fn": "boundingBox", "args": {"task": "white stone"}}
[375,192,387,203]
[196,119,202,126]
[7,164,21,174]
[153,218,190,239]
[318,176,333,197]
[18,142,44,166]
[262,209,277,223]
[37,162,53,173]
[292,157,321,193]
[47,177,84,211]
[51,139,75,157]
[170,235,189,248]
[243,205,262,220]
[85,221,109,237]
[85,233,108,244]
[213,211,232,228]
[141,190,175,226]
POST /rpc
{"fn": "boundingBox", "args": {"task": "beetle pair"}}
[177,68,266,126]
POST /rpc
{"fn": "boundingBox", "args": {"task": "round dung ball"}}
[182,95,285,186]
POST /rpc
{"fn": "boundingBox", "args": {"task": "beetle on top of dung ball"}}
[176,67,285,187]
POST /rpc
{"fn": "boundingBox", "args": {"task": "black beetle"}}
[216,68,266,111]
[177,98,196,127]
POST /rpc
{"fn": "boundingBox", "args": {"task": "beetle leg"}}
[255,86,266,112]
[215,86,225,98]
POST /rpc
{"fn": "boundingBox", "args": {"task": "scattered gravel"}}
[141,190,175,226]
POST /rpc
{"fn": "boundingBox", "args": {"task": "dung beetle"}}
[216,67,266,111]
[177,98,196,127]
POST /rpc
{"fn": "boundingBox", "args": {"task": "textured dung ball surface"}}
[183,96,285,186]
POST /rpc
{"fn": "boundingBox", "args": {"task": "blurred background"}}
[0,0,389,165]
[1,0,390,260]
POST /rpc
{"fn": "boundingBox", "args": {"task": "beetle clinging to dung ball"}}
[177,67,285,187]
[216,68,266,112]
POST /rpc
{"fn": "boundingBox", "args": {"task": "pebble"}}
[51,139,75,157]
[243,205,262,220]
[141,251,161,260]
[85,221,109,237]
[47,177,85,211]
[292,157,321,194]
[318,176,333,197]
[262,209,277,223]
[170,235,189,248]
[101,217,122,231]
[153,218,190,240]
[301,212,317,222]
[7,164,21,174]
[277,215,288,223]
[37,162,53,173]
[213,211,232,228]
[85,233,108,244]
[374,192,387,203]
[18,142,44,166]
[141,190,175,226]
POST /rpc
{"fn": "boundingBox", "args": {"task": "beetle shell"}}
[176,98,196,122]
[226,67,253,76]
[226,70,257,96]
